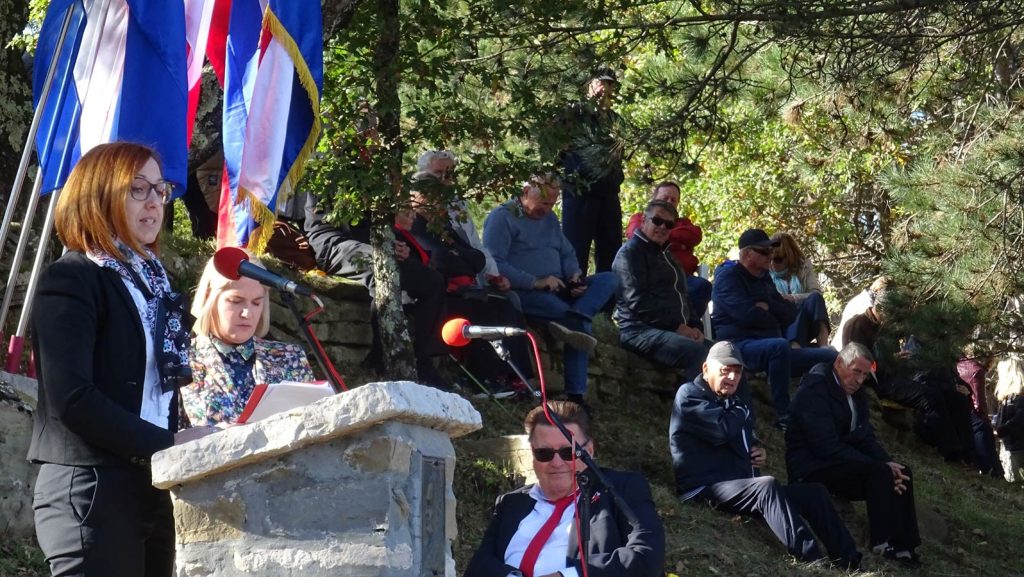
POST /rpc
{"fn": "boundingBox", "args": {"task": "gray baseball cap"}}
[706,341,745,368]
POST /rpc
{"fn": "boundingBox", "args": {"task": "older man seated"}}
[483,174,618,403]
[613,199,709,380]
[786,344,923,568]
[711,228,837,428]
[670,341,861,569]
[465,401,665,577]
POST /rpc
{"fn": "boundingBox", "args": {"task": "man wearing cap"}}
[710,228,837,428]
[557,67,625,275]
[612,199,710,380]
[465,400,665,577]
[786,343,922,568]
[669,342,861,569]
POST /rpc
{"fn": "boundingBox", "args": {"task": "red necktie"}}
[520,492,577,577]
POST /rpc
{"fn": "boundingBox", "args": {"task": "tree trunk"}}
[370,0,416,380]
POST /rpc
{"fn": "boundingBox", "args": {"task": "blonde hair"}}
[995,355,1024,400]
[55,142,161,260]
[770,232,806,272]
[191,252,271,338]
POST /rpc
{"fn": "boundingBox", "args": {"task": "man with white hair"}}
[483,174,618,402]
[416,150,512,293]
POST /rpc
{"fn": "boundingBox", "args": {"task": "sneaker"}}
[548,322,598,354]
[880,546,922,569]
[471,378,518,400]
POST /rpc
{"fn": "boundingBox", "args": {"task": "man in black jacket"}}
[786,343,922,568]
[669,341,861,568]
[612,199,709,380]
[465,401,665,577]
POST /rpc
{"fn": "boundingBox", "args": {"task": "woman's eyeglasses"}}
[130,177,173,205]
[771,256,785,264]
[531,439,590,462]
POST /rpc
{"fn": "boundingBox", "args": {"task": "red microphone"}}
[213,246,312,296]
[442,318,526,347]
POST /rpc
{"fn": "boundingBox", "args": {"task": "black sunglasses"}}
[532,439,589,462]
[648,216,674,229]
[750,247,772,256]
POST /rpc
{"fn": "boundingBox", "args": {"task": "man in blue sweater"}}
[483,174,618,402]
[711,229,837,428]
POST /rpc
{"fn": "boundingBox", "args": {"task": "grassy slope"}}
[454,379,1024,577]
[4,385,1022,577]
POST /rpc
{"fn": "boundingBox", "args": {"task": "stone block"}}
[0,379,36,539]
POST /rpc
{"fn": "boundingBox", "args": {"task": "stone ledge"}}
[152,381,481,489]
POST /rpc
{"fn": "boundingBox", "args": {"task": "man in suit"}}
[669,341,861,569]
[786,343,923,568]
[464,401,665,577]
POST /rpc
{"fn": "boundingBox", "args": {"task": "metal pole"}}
[15,189,60,339]
[0,5,75,265]
[0,169,44,333]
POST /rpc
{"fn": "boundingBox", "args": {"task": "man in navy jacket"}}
[669,341,860,569]
[786,343,922,568]
[710,228,836,427]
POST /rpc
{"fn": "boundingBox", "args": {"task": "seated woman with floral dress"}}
[769,232,831,348]
[182,253,315,426]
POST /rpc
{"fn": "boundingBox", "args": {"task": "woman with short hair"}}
[181,253,315,426]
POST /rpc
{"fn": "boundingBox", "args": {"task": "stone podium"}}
[151,381,482,577]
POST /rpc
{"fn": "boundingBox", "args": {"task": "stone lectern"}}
[151,381,482,577]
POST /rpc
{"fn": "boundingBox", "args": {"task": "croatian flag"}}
[34,0,188,194]
[216,0,323,251]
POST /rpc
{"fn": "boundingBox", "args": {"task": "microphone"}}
[441,318,526,347]
[213,246,313,297]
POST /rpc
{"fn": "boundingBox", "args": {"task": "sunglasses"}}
[750,247,772,256]
[532,439,590,462]
[771,256,784,264]
[648,216,674,229]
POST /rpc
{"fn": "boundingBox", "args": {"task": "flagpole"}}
[0,169,43,335]
[0,5,74,266]
[6,189,60,374]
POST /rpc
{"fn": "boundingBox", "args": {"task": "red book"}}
[236,381,335,424]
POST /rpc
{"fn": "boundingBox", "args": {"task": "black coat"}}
[407,214,486,281]
[28,252,177,467]
[612,230,693,331]
[710,260,797,340]
[995,395,1024,451]
[785,363,891,482]
[464,469,665,577]
[669,375,757,494]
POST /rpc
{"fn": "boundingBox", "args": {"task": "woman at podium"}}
[181,253,314,426]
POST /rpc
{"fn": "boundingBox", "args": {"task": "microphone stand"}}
[487,339,540,397]
[279,291,346,394]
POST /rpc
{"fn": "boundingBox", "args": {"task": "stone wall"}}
[0,377,35,539]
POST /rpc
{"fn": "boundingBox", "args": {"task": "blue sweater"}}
[482,199,581,290]
[711,260,797,340]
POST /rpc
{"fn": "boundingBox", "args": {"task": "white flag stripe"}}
[238,39,293,203]
[75,0,128,152]
[184,0,214,89]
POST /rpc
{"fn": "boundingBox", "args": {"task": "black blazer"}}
[785,363,891,482]
[464,469,665,577]
[28,251,177,467]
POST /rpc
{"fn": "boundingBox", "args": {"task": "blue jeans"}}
[733,338,837,417]
[619,325,710,382]
[686,276,713,321]
[786,293,830,347]
[516,272,619,395]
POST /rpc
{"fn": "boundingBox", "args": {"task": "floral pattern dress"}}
[182,336,315,426]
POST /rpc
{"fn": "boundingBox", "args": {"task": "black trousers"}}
[880,376,974,461]
[561,186,622,274]
[805,461,921,552]
[445,291,533,382]
[33,463,174,577]
[697,476,859,564]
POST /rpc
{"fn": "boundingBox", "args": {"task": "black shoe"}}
[832,552,862,571]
